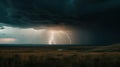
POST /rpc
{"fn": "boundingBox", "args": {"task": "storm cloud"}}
[0,0,119,29]
[0,0,120,44]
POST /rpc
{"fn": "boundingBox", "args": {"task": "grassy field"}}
[0,44,120,67]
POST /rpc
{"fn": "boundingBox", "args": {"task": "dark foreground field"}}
[0,44,120,67]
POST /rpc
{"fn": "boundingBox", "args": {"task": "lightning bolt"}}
[49,31,56,45]
[48,30,72,45]
[59,31,72,44]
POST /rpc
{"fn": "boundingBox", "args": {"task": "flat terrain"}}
[0,44,120,67]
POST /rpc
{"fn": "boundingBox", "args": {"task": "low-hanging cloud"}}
[0,0,120,45]
[0,0,119,29]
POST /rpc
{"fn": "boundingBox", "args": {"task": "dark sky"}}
[0,0,120,45]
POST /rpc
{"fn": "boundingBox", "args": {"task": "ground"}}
[0,44,120,67]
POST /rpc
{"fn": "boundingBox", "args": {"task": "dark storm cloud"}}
[0,0,119,29]
[0,0,119,45]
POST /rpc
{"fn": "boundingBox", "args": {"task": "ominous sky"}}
[0,0,120,45]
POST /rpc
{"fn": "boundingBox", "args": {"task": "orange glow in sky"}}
[0,38,16,43]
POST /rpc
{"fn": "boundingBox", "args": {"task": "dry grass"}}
[0,44,120,67]
[0,50,120,67]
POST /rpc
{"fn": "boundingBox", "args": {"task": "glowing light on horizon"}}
[0,25,73,44]
[0,38,16,43]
